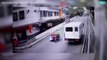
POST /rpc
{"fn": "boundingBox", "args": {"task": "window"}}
[19,11,25,20]
[54,12,58,16]
[48,11,53,16]
[54,12,57,16]
[43,11,47,17]
[66,27,73,32]
[40,11,43,17]
[56,12,59,16]
[34,10,36,12]
[13,12,18,21]
[54,12,59,16]
[0,6,4,17]
[7,5,12,15]
[75,27,78,32]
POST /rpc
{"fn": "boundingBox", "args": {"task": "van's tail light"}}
[65,39,67,41]
[76,39,79,41]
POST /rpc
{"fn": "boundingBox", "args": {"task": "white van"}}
[64,22,84,43]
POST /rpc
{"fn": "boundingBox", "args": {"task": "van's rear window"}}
[66,27,73,32]
[75,27,78,32]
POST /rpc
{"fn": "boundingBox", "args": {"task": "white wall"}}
[13,6,40,28]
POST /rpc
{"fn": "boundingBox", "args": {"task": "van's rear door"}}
[65,27,80,39]
[65,27,73,38]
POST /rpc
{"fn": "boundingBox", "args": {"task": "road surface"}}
[20,27,83,53]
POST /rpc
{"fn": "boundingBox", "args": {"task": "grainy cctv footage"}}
[0,0,107,60]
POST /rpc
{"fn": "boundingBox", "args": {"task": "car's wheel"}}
[80,35,84,44]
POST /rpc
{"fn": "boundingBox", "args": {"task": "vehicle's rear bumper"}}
[65,38,80,42]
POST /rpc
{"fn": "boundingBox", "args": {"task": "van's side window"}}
[75,27,78,32]
[66,27,73,32]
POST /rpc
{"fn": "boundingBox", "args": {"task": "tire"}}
[80,35,84,44]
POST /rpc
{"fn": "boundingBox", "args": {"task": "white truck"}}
[64,22,84,43]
